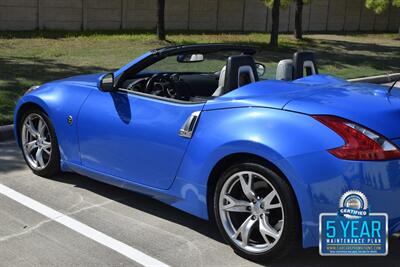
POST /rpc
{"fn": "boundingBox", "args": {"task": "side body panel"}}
[77,90,204,189]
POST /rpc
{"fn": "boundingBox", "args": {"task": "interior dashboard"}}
[121,72,219,102]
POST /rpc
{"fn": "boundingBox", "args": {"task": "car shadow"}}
[47,171,400,267]
[0,141,27,173]
[49,171,225,243]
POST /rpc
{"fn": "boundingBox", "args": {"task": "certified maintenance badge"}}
[319,190,388,256]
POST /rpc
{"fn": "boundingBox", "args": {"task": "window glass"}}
[143,50,277,80]
[145,51,240,73]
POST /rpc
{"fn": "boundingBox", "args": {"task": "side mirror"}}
[255,63,266,77]
[99,73,115,92]
[177,54,204,63]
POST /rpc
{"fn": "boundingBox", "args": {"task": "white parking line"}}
[0,184,169,267]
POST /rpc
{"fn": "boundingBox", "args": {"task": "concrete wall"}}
[0,0,398,32]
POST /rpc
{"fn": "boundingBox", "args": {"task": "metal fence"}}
[0,0,399,32]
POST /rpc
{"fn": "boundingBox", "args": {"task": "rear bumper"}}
[282,151,400,248]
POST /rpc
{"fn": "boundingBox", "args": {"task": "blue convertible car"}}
[14,44,400,261]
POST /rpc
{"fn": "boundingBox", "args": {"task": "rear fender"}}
[175,107,343,243]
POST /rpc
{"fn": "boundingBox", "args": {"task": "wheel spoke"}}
[25,141,38,153]
[222,195,251,212]
[261,190,278,210]
[268,203,282,210]
[35,148,45,167]
[233,215,257,247]
[274,220,283,231]
[42,147,51,155]
[25,118,39,138]
[38,119,46,136]
[239,173,256,202]
[259,216,280,241]
[42,140,51,155]
[42,141,51,149]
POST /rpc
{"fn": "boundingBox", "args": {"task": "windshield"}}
[145,51,245,74]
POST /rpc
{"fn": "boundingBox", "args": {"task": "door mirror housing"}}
[99,73,116,92]
[255,63,266,77]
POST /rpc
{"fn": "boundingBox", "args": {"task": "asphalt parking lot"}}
[1,141,400,267]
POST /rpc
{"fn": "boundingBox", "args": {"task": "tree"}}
[294,0,311,40]
[270,0,281,48]
[262,0,312,46]
[365,0,400,33]
[294,0,303,39]
[262,0,290,48]
[157,0,166,41]
[365,0,400,14]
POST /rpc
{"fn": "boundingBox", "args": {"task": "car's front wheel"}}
[19,109,60,177]
[213,162,300,262]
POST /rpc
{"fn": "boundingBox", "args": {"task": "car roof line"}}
[150,44,258,56]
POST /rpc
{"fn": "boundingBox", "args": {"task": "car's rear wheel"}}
[19,109,60,177]
[213,162,300,262]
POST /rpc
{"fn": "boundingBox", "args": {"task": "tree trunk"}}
[294,0,303,39]
[270,0,280,48]
[157,0,166,41]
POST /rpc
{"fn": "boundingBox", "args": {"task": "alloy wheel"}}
[21,113,52,171]
[218,171,284,253]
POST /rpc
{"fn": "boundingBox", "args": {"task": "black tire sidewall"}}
[213,162,301,263]
[19,109,61,177]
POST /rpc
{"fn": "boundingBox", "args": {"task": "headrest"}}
[276,59,294,81]
[293,52,318,79]
[223,55,259,94]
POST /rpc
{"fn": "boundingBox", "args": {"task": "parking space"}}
[1,141,400,267]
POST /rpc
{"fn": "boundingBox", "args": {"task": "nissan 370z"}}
[14,44,400,262]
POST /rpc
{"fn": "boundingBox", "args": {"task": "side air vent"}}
[179,111,201,139]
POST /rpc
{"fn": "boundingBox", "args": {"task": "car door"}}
[78,89,204,190]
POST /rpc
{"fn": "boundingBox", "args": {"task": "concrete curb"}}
[348,73,400,84]
[0,125,14,142]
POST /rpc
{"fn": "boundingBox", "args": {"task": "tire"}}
[19,108,61,177]
[213,162,300,263]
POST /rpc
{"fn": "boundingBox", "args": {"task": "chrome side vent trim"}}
[179,111,201,139]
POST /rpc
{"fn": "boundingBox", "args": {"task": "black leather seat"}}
[213,55,259,96]
[293,52,318,79]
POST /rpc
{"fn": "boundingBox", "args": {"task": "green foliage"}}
[261,0,311,9]
[365,0,400,14]
[261,0,290,9]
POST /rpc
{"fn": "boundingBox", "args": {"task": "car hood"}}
[205,75,400,139]
[48,73,105,87]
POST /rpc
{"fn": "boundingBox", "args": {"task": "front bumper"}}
[282,151,400,248]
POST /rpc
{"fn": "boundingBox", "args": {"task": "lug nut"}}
[246,206,251,211]
[251,215,256,220]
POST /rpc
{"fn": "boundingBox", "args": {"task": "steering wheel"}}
[145,73,173,96]
[145,73,190,100]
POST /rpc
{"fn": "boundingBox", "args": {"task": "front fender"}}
[14,82,94,165]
